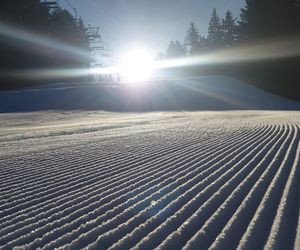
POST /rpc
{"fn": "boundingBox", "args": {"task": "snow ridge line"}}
[38,124,270,249]
[0,121,255,244]
[237,125,300,250]
[0,112,299,250]
[265,127,300,250]
[0,121,251,230]
[128,124,283,250]
[203,125,296,249]
[0,130,200,191]
[72,124,276,249]
[0,120,260,247]
[0,131,217,217]
[182,124,295,250]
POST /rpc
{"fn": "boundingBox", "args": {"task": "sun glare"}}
[119,49,154,84]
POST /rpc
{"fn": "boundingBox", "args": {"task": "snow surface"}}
[0,76,299,112]
[0,76,300,249]
[0,110,300,249]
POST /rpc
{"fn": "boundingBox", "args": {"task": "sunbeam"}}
[0,22,89,58]
[1,23,299,86]
[154,36,300,70]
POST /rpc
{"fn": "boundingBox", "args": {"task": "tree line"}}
[0,0,89,70]
[166,0,300,58]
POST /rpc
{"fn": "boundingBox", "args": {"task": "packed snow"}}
[0,77,300,249]
[0,76,299,112]
[0,110,299,249]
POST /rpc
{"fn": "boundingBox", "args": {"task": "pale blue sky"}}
[60,0,245,55]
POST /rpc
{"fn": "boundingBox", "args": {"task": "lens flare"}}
[118,49,154,84]
[1,20,299,86]
[0,22,89,58]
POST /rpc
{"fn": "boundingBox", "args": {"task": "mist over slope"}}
[0,76,299,112]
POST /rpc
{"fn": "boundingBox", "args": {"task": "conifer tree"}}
[198,36,209,53]
[208,8,223,48]
[51,9,84,47]
[239,0,300,41]
[222,10,237,47]
[0,1,90,69]
[184,22,200,55]
[175,40,186,56]
[166,40,186,58]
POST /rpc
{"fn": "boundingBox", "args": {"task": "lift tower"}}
[40,0,59,10]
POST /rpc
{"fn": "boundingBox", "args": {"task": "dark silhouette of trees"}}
[234,0,300,101]
[50,9,89,50]
[0,0,89,70]
[208,8,223,49]
[178,9,237,55]
[198,36,210,53]
[239,0,300,40]
[168,9,238,57]
[0,0,90,88]
[221,11,238,47]
[163,0,300,101]
[170,0,299,54]
[184,22,201,55]
[166,40,186,58]
[0,0,51,32]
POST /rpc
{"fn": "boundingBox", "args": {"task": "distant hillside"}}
[0,76,299,113]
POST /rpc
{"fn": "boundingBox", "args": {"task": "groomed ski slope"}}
[0,111,300,249]
[1,76,300,112]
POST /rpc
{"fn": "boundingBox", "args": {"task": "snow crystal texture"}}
[0,111,300,250]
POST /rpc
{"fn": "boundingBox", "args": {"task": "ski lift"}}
[85,27,101,42]
[41,0,59,10]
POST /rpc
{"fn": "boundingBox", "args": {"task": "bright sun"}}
[119,49,154,84]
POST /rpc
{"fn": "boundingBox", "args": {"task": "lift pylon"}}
[41,0,59,10]
[85,27,101,43]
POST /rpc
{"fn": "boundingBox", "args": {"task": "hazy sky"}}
[60,0,245,55]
